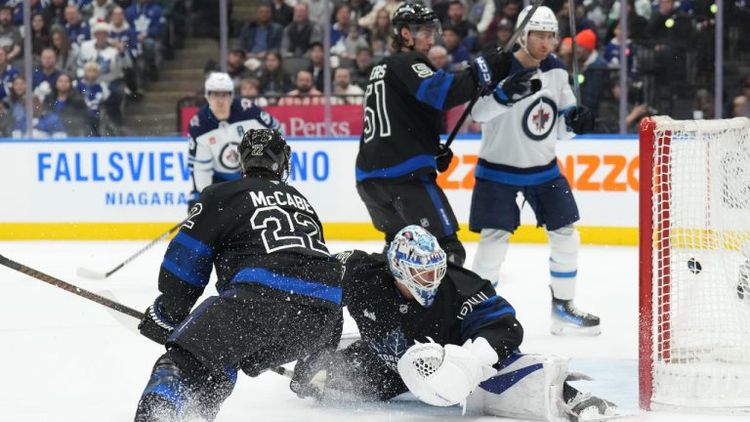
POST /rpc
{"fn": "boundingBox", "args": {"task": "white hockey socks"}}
[471,229,510,287]
[547,225,579,301]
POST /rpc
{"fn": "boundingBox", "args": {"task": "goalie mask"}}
[387,225,447,307]
[238,129,291,180]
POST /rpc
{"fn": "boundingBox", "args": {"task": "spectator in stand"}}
[44,0,69,28]
[51,27,79,76]
[227,49,250,91]
[125,0,164,81]
[82,0,116,26]
[441,26,470,70]
[481,0,521,46]
[0,101,13,137]
[368,8,393,53]
[78,21,127,128]
[742,75,750,102]
[358,0,402,31]
[270,0,293,27]
[191,0,229,39]
[443,1,478,50]
[278,69,323,106]
[45,72,89,136]
[239,77,269,107]
[75,61,109,136]
[331,67,364,105]
[349,0,374,24]
[605,0,648,43]
[350,46,373,89]
[557,0,597,40]
[331,22,369,61]
[0,6,22,63]
[257,50,290,100]
[281,2,322,58]
[5,76,27,124]
[32,48,63,100]
[64,4,91,47]
[603,20,636,77]
[330,4,352,46]
[12,96,67,139]
[574,29,609,123]
[557,36,573,71]
[239,3,283,60]
[0,47,18,101]
[303,0,328,25]
[109,6,141,98]
[732,95,749,118]
[12,0,45,27]
[427,45,450,71]
[307,42,325,91]
[466,0,495,35]
[30,13,52,58]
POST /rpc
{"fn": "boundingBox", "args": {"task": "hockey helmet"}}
[387,225,447,307]
[391,2,441,48]
[204,72,234,98]
[516,5,558,52]
[238,128,291,180]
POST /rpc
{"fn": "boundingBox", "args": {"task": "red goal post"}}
[639,116,750,412]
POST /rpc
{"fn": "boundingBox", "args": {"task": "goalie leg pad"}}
[466,353,570,421]
[472,229,510,287]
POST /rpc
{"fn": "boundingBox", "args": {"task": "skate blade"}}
[551,322,601,336]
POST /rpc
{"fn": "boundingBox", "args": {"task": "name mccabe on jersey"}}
[249,190,314,213]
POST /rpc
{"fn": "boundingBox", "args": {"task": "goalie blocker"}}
[291,225,615,421]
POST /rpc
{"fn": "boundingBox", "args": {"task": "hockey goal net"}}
[639,116,750,411]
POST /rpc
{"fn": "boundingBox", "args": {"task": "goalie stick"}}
[442,0,542,150]
[77,220,184,280]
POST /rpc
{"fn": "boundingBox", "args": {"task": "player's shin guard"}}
[471,229,510,287]
[547,226,600,336]
[466,353,570,421]
[135,354,189,422]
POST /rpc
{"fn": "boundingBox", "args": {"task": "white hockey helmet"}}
[516,5,558,52]
[204,72,234,98]
[387,225,447,307]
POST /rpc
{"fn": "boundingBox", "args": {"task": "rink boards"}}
[0,135,638,244]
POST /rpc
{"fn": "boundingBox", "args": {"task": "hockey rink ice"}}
[0,240,746,421]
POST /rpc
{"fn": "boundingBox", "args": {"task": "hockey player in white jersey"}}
[469,5,599,335]
[188,72,281,207]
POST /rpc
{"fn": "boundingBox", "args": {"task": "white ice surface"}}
[0,240,746,421]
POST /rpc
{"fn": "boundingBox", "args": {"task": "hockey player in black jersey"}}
[290,225,616,420]
[355,2,515,266]
[133,129,343,422]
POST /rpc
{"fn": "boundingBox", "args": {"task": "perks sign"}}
[180,105,364,137]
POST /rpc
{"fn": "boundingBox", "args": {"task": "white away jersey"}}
[471,55,576,173]
[188,98,280,196]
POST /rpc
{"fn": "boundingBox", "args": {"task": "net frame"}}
[639,116,750,412]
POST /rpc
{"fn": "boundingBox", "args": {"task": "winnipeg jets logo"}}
[522,97,557,141]
[219,142,241,169]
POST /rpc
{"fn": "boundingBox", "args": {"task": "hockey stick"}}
[77,220,184,280]
[0,254,144,319]
[568,0,581,105]
[442,0,542,150]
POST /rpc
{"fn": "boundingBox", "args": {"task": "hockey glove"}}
[473,50,513,92]
[493,68,540,106]
[435,144,454,173]
[138,296,183,345]
[564,105,595,134]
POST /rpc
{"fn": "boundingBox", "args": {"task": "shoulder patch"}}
[259,110,272,126]
[189,114,200,128]
[240,97,254,111]
[411,63,434,78]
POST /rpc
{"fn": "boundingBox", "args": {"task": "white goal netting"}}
[646,116,750,409]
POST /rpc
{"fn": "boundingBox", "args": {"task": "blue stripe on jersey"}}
[188,157,212,164]
[231,267,342,304]
[213,170,242,181]
[355,154,436,181]
[474,163,561,186]
[420,174,454,236]
[550,269,577,278]
[415,70,455,110]
[161,232,214,288]
[478,362,543,395]
[460,296,516,341]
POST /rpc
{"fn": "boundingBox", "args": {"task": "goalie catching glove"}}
[397,337,498,407]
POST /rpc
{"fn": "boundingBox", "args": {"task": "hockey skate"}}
[551,298,601,336]
[562,382,617,422]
